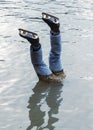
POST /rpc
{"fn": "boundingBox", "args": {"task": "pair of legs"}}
[19,13,66,83]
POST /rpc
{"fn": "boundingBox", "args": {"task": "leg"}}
[42,13,66,78]
[49,31,62,72]
[18,29,62,83]
[30,45,52,76]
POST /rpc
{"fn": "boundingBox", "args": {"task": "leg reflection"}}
[27,81,63,130]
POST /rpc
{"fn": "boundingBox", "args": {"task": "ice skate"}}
[42,12,60,32]
[18,28,39,45]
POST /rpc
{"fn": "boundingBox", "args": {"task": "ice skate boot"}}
[42,12,60,32]
[18,28,39,46]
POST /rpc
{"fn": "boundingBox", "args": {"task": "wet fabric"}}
[30,31,63,76]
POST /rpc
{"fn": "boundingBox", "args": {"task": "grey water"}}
[0,0,93,130]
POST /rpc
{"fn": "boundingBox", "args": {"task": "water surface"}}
[0,0,93,130]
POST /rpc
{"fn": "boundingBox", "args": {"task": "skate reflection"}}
[27,81,63,130]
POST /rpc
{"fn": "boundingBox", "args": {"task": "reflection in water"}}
[27,81,63,130]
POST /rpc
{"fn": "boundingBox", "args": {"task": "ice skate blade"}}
[42,12,59,24]
[19,29,38,39]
